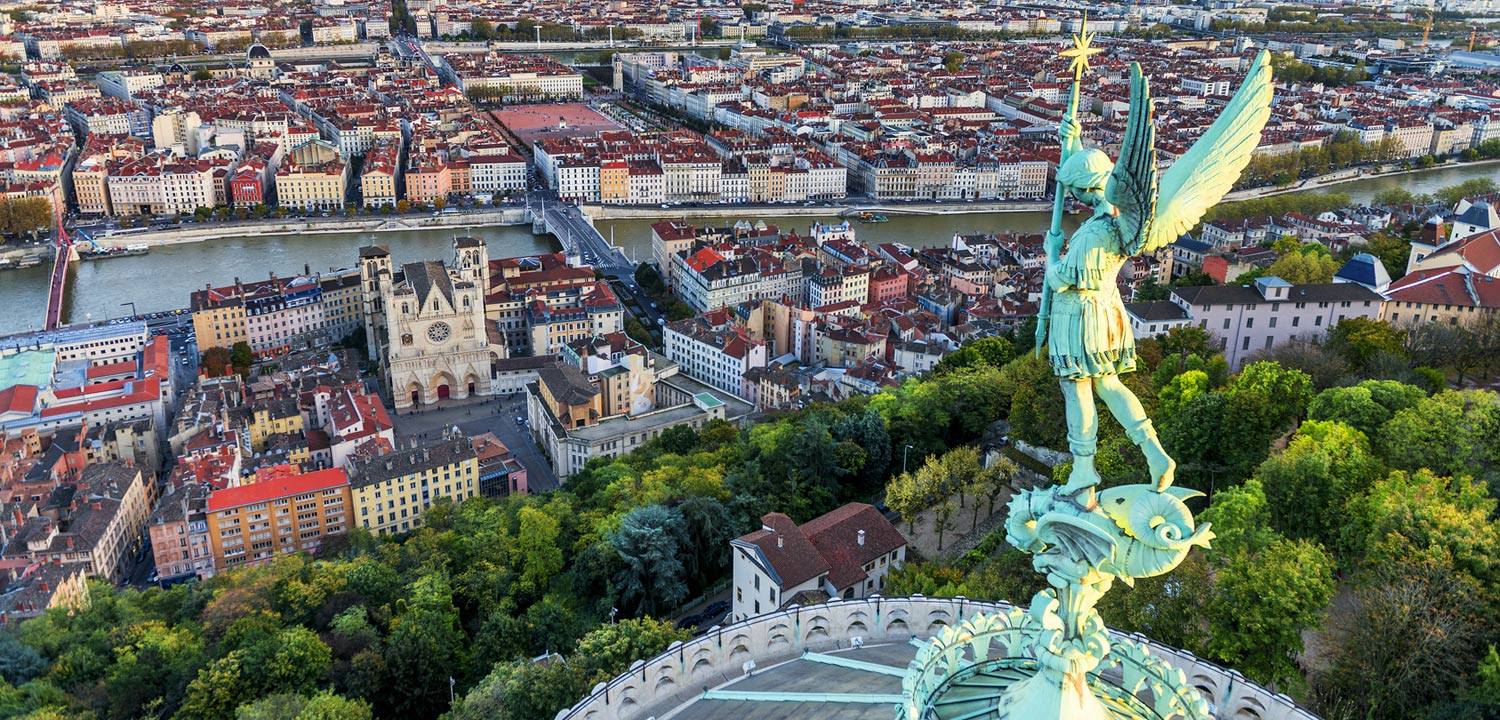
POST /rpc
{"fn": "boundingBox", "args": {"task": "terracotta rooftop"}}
[205,467,348,513]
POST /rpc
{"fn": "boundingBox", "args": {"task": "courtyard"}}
[390,391,561,494]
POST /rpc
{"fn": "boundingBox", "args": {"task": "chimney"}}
[38,581,48,592]
[776,534,783,549]
[857,529,865,547]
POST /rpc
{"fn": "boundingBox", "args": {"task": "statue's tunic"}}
[1047,215,1136,379]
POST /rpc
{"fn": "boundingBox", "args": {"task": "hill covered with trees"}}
[1,321,1498,720]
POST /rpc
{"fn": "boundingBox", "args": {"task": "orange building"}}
[205,466,351,572]
[600,160,628,204]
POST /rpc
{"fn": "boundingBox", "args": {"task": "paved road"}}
[524,187,666,337]
[123,542,155,590]
[538,199,634,274]
[390,393,561,494]
[43,240,68,330]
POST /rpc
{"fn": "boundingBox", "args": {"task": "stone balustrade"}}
[555,595,1321,720]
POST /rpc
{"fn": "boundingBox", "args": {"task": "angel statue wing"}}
[1107,50,1276,256]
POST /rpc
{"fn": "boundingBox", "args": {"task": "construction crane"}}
[1421,12,1433,50]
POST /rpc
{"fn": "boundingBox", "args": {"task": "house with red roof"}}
[1407,226,1500,279]
[306,383,395,468]
[731,503,906,621]
[1382,264,1500,327]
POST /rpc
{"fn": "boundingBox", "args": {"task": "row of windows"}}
[1212,314,1324,332]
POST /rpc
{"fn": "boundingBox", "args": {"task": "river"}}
[1303,161,1500,204]
[2,161,1498,336]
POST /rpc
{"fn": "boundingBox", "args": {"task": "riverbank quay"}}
[54,157,1500,251]
[1225,157,1500,203]
[70,199,1054,249]
[583,199,1052,221]
[83,208,533,248]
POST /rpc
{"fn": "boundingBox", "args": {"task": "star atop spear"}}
[1036,14,1100,358]
[1060,15,1103,82]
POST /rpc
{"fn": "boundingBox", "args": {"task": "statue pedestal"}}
[998,671,1111,720]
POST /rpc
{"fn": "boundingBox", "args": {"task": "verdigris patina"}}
[901,22,1273,720]
[1035,31,1274,509]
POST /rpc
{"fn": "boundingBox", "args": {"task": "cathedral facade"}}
[360,238,510,413]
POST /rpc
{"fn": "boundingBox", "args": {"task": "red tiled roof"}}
[206,467,348,513]
[651,220,696,241]
[803,503,905,590]
[686,247,725,273]
[1386,266,1500,308]
[1426,228,1500,274]
[39,375,160,418]
[739,512,829,590]
[736,503,906,593]
[0,385,37,415]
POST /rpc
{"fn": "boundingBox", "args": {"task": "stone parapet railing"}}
[556,596,1320,720]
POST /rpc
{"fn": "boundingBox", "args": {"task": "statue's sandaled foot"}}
[1144,445,1176,492]
[1060,456,1100,510]
[1065,486,1098,511]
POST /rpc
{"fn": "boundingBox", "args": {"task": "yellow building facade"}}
[346,437,479,536]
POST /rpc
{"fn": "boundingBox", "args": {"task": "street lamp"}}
[903,444,914,474]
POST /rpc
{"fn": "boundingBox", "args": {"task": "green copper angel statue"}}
[1037,50,1274,504]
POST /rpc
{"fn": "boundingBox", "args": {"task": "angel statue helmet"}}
[1056,148,1113,197]
[1040,51,1274,505]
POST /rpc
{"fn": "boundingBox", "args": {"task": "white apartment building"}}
[663,317,767,399]
[1387,119,1435,159]
[1180,76,1231,96]
[730,503,906,622]
[67,106,132,138]
[161,163,218,215]
[671,248,763,312]
[627,164,666,205]
[310,22,357,44]
[96,70,164,101]
[554,160,600,202]
[796,158,847,199]
[1171,277,1384,368]
[469,154,527,193]
[451,64,584,100]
